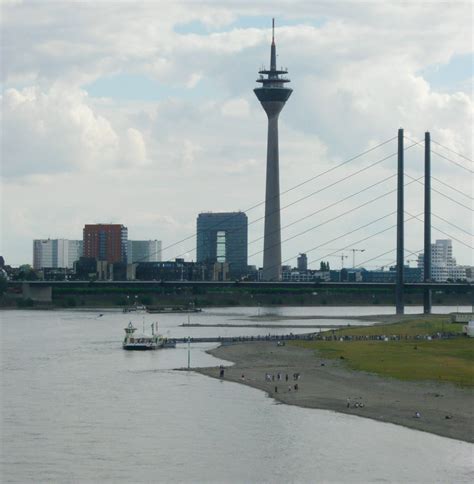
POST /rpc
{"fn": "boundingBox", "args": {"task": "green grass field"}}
[335,316,464,337]
[293,317,474,387]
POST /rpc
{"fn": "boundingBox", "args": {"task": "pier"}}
[173,332,316,344]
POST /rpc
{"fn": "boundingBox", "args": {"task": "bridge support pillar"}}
[396,128,404,315]
[423,132,432,314]
[22,283,52,302]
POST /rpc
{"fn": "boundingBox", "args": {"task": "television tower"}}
[254,19,292,281]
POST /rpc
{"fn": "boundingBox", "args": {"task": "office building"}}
[196,212,248,279]
[297,253,308,272]
[128,240,162,263]
[418,239,456,282]
[83,224,128,264]
[33,239,83,269]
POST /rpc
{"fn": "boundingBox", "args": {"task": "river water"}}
[1,307,473,483]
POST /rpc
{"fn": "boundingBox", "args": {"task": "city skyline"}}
[2,2,472,268]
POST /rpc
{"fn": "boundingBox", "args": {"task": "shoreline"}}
[193,341,474,443]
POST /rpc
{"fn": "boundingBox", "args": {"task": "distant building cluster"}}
[30,223,162,281]
[1,220,470,284]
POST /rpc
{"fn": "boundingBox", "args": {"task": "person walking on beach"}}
[285,374,288,382]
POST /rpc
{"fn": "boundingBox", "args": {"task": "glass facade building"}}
[33,239,83,269]
[196,212,248,279]
[127,240,162,263]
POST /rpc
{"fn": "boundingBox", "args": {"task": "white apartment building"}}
[33,239,83,269]
[127,240,162,263]
[417,239,473,281]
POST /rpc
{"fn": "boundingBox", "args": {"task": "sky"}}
[1,0,473,269]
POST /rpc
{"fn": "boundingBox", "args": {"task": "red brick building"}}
[83,224,128,264]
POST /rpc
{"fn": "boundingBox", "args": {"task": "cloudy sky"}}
[1,0,473,269]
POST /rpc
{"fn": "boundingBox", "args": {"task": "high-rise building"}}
[127,240,162,263]
[83,224,128,264]
[297,253,308,272]
[254,19,292,281]
[418,239,456,281]
[33,239,83,269]
[196,212,248,279]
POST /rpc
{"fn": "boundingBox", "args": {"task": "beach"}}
[195,341,474,443]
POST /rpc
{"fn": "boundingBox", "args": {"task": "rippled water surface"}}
[1,307,473,483]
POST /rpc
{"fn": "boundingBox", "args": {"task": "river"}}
[1,307,473,483]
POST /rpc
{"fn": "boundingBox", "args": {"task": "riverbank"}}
[194,341,474,443]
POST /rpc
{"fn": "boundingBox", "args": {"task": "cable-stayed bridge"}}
[12,131,473,313]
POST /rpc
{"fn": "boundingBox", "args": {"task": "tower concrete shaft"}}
[254,19,292,281]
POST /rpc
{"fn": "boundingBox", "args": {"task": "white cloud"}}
[1,85,149,176]
[1,1,472,267]
[221,98,250,118]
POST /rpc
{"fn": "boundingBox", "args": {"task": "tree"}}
[320,261,330,271]
[16,265,38,281]
[0,273,7,296]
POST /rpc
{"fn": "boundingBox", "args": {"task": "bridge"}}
[9,279,472,304]
[10,280,473,290]
[12,131,473,312]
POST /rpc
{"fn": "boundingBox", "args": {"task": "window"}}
[216,231,226,262]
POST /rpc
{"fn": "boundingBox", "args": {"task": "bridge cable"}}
[432,176,473,201]
[405,211,473,250]
[247,175,422,250]
[304,213,423,269]
[247,174,396,246]
[431,139,473,163]
[404,173,473,211]
[432,213,474,237]
[171,152,411,261]
[404,135,473,174]
[167,144,401,261]
[246,174,423,260]
[355,247,424,270]
[133,136,398,263]
[171,143,421,262]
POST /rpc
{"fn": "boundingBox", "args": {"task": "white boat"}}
[123,304,147,313]
[122,322,176,350]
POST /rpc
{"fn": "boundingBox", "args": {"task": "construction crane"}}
[326,253,348,269]
[350,248,365,268]
[322,248,365,269]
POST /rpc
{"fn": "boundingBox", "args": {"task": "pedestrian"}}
[275,386,278,393]
[277,372,281,381]
[288,386,292,392]
[285,374,288,381]
[272,374,275,381]
[294,383,298,391]
[219,366,225,378]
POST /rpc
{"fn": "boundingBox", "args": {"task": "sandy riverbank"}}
[194,341,474,443]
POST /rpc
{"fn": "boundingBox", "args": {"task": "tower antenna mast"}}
[254,19,292,281]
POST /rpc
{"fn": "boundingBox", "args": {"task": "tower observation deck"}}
[254,19,292,281]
